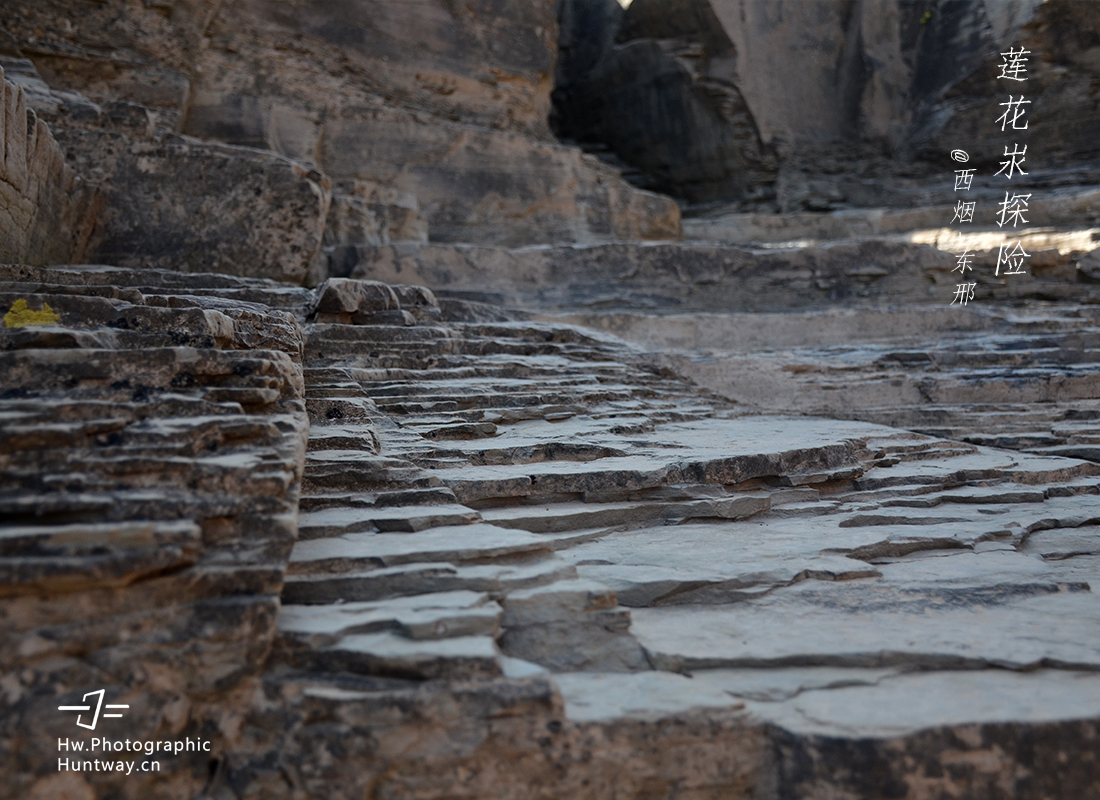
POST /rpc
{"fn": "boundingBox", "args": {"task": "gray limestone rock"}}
[2,2,1100,796]
[84,133,331,284]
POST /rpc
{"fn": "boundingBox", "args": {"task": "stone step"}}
[305,425,380,454]
[287,524,553,575]
[302,453,440,492]
[1026,445,1100,462]
[371,388,635,414]
[363,375,608,396]
[304,344,458,365]
[347,362,633,384]
[282,631,502,680]
[307,323,457,343]
[434,457,680,505]
[632,578,1099,672]
[478,494,774,534]
[409,421,499,440]
[278,590,501,644]
[281,556,577,605]
[298,503,480,539]
[298,487,460,511]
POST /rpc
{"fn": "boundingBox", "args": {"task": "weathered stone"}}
[0,266,310,799]
[83,134,330,284]
[312,277,400,317]
[499,579,648,672]
[3,2,1100,796]
[0,67,92,266]
[278,591,501,645]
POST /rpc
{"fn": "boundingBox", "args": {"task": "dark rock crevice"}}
[552,0,778,208]
[551,0,1100,215]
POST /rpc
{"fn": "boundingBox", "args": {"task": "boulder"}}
[86,134,331,283]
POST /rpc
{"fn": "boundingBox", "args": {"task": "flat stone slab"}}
[282,556,578,604]
[298,503,480,537]
[308,631,502,679]
[431,415,878,502]
[479,493,773,533]
[632,570,1100,671]
[563,518,884,606]
[279,590,501,642]
[287,524,552,573]
[556,667,1100,737]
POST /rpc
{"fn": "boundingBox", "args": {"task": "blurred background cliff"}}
[2,0,1097,292]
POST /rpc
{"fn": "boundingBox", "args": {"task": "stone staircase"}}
[257,278,1100,792]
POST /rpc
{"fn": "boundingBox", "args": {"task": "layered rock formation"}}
[0,66,90,266]
[0,0,681,266]
[4,264,1100,799]
[2,1,1100,798]
[0,265,311,798]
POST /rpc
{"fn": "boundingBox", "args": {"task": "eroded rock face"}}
[0,67,92,265]
[187,0,680,248]
[0,265,311,799]
[0,0,683,252]
[554,0,1098,210]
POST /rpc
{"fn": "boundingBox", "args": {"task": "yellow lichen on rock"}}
[4,298,60,327]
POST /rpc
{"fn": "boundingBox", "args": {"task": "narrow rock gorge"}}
[2,2,1099,799]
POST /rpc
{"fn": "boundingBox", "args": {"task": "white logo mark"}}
[58,690,129,731]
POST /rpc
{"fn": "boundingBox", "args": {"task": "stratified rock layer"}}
[0,265,311,799]
[0,67,91,266]
[0,0,682,253]
[6,269,1097,798]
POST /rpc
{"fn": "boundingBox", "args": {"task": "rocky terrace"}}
[4,263,1099,798]
[2,1,1100,797]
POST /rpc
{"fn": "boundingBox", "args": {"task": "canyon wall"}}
[554,0,1098,209]
[0,0,680,271]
